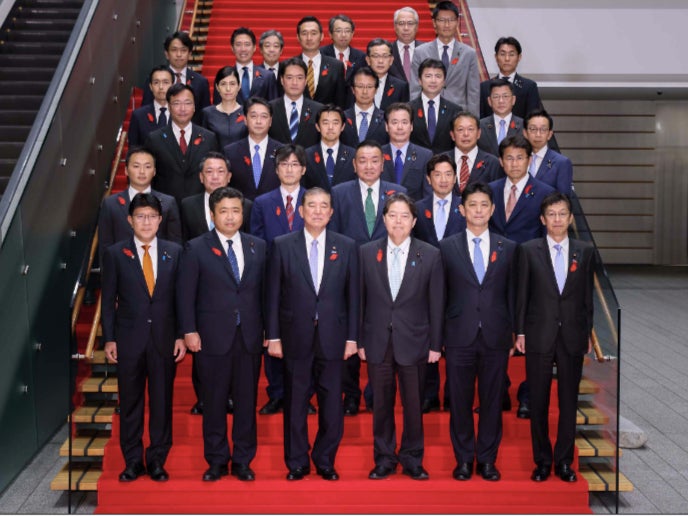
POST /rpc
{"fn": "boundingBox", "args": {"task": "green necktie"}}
[365,187,376,236]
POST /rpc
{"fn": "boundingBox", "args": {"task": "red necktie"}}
[286,195,294,230]
[339,52,346,71]
[175,72,182,84]
[505,184,517,221]
[179,129,187,154]
[459,155,470,193]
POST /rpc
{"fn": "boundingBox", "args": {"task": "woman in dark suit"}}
[202,66,248,149]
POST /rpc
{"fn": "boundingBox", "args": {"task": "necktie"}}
[339,51,346,71]
[394,149,404,184]
[252,144,261,187]
[179,129,187,154]
[326,148,335,184]
[307,59,315,98]
[226,239,241,283]
[403,45,411,82]
[529,155,538,177]
[286,194,294,230]
[241,66,250,100]
[364,187,376,236]
[268,67,276,78]
[554,244,566,293]
[309,239,319,291]
[441,45,449,69]
[459,155,470,193]
[158,107,167,127]
[208,216,214,231]
[497,119,506,144]
[289,101,299,141]
[435,199,448,239]
[359,111,369,142]
[427,100,436,142]
[142,245,155,296]
[472,237,485,283]
[505,184,517,221]
[175,72,182,84]
[389,247,402,300]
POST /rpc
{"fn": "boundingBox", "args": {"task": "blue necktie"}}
[309,239,319,292]
[441,45,449,70]
[325,148,335,184]
[158,107,167,127]
[427,100,436,142]
[498,119,506,144]
[554,244,566,293]
[252,144,261,188]
[389,247,402,300]
[529,154,538,177]
[227,240,241,325]
[241,66,250,100]
[289,101,299,141]
[435,199,448,239]
[473,237,485,284]
[359,111,369,142]
[394,149,404,184]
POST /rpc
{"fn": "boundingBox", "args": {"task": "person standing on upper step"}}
[477,78,524,158]
[259,30,285,82]
[523,109,572,195]
[129,66,174,147]
[389,6,424,84]
[341,67,390,148]
[364,38,410,111]
[320,14,367,83]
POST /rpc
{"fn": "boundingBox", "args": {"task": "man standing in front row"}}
[359,193,444,481]
[440,182,517,482]
[515,192,596,483]
[102,193,186,483]
[266,187,359,481]
[177,187,266,482]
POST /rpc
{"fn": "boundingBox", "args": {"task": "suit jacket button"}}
[147,319,152,323]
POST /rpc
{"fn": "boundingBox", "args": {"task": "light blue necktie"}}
[252,144,261,188]
[497,119,506,144]
[394,149,404,184]
[241,66,250,100]
[529,154,538,177]
[441,45,449,70]
[289,101,299,141]
[435,199,448,239]
[554,244,566,293]
[359,111,369,141]
[427,100,436,142]
[389,247,402,300]
[227,239,241,324]
[158,107,167,127]
[473,237,485,284]
[325,148,335,184]
[309,239,319,292]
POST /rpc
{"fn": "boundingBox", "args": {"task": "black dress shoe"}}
[147,461,169,482]
[476,462,500,481]
[259,398,283,415]
[421,397,440,414]
[119,462,145,482]
[203,464,229,481]
[517,402,530,419]
[555,464,577,482]
[531,465,551,482]
[227,398,234,414]
[190,401,203,415]
[231,463,255,481]
[286,466,311,480]
[453,462,473,480]
[316,467,339,480]
[308,402,317,415]
[343,397,359,416]
[402,465,429,480]
[368,464,396,479]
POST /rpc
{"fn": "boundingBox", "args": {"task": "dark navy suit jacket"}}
[533,147,573,195]
[479,73,542,119]
[268,97,323,149]
[380,143,432,201]
[341,106,389,147]
[212,64,279,106]
[142,67,210,125]
[223,137,283,200]
[303,143,356,191]
[250,186,305,249]
[413,193,466,248]
[477,115,524,157]
[441,148,504,195]
[128,104,165,147]
[409,95,461,154]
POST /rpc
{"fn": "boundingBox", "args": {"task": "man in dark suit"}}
[146,83,220,205]
[225,97,283,200]
[177,187,266,482]
[98,146,181,261]
[523,109,573,195]
[341,67,389,148]
[390,7,423,84]
[359,192,444,481]
[295,16,347,108]
[303,104,356,191]
[321,14,367,82]
[212,27,279,106]
[381,102,432,201]
[489,135,555,244]
[129,66,174,147]
[410,59,461,155]
[266,187,359,481]
[440,182,518,482]
[329,140,407,415]
[102,193,186,483]
[269,57,323,149]
[259,29,285,80]
[142,31,210,125]
[444,111,503,194]
[515,192,596,483]
[478,78,524,157]
[364,38,409,111]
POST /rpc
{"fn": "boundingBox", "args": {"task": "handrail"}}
[455,0,490,81]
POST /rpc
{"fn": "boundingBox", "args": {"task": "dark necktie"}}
[226,239,241,283]
[394,149,404,184]
[286,195,294,231]
[441,45,449,69]
[359,111,369,142]
[142,245,155,296]
[326,148,335,184]
[241,66,250,100]
[179,129,187,154]
[289,101,299,141]
[175,72,182,84]
[459,155,470,192]
[427,100,436,142]
[158,107,167,127]
[364,187,375,236]
[403,45,411,82]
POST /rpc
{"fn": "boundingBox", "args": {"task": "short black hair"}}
[355,139,383,156]
[259,29,284,48]
[279,57,307,78]
[450,110,479,130]
[366,38,392,55]
[275,144,306,167]
[214,66,240,87]
[166,83,195,103]
[498,134,532,158]
[316,104,345,125]
[524,108,554,131]
[540,192,571,217]
[231,27,256,46]
[148,65,174,85]
[426,154,456,176]
[125,146,155,167]
[164,31,193,53]
[384,102,412,123]
[129,192,162,216]
[198,151,231,173]
[494,36,522,55]
[383,192,418,218]
[418,58,446,79]
[297,16,322,35]
[329,14,354,33]
[350,66,379,89]
[461,182,493,205]
[245,96,273,116]
[209,186,244,213]
[432,1,460,19]
[488,77,514,95]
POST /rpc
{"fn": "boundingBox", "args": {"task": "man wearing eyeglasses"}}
[410,1,479,117]
[365,38,409,111]
[321,14,367,82]
[389,7,424,84]
[523,109,572,195]
[478,78,523,157]
[341,67,390,148]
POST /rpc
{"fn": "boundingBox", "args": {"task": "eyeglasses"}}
[395,21,417,27]
[278,161,303,169]
[133,214,161,222]
[434,17,457,24]
[490,94,513,101]
[526,126,550,134]
[353,84,376,90]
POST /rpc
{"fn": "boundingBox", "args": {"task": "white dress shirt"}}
[504,174,529,212]
[387,236,411,287]
[128,185,152,202]
[172,122,192,147]
[454,145,479,172]
[301,52,322,91]
[304,229,326,292]
[216,230,245,278]
[359,179,380,214]
[547,235,569,284]
[134,236,158,279]
[248,135,268,167]
[282,95,304,121]
[466,228,489,267]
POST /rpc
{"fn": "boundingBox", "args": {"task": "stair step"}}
[0,41,67,54]
[0,53,60,68]
[576,401,609,425]
[0,80,50,95]
[17,0,83,7]
[578,378,600,394]
[0,66,55,81]
[0,158,17,177]
[575,430,620,457]
[0,126,31,141]
[1,29,72,42]
[79,376,118,393]
[11,8,82,20]
[59,435,109,457]
[71,403,116,424]
[50,463,101,491]
[0,142,25,158]
[580,463,634,492]
[0,110,38,125]
[11,19,76,31]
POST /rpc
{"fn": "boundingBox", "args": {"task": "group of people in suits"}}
[99,0,591,488]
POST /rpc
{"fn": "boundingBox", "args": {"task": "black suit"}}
[299,54,347,108]
[142,67,210,125]
[377,74,410,111]
[320,44,367,83]
[223,137,283,200]
[359,237,444,470]
[266,229,359,471]
[303,143,356,191]
[341,106,389,147]
[440,231,517,465]
[479,73,542,120]
[516,237,595,470]
[180,193,252,241]
[212,64,279,106]
[389,40,424,83]
[380,143,432,201]
[409,96,461,154]
[128,104,165,147]
[268,97,323,149]
[177,231,266,468]
[146,125,220,205]
[101,238,182,468]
